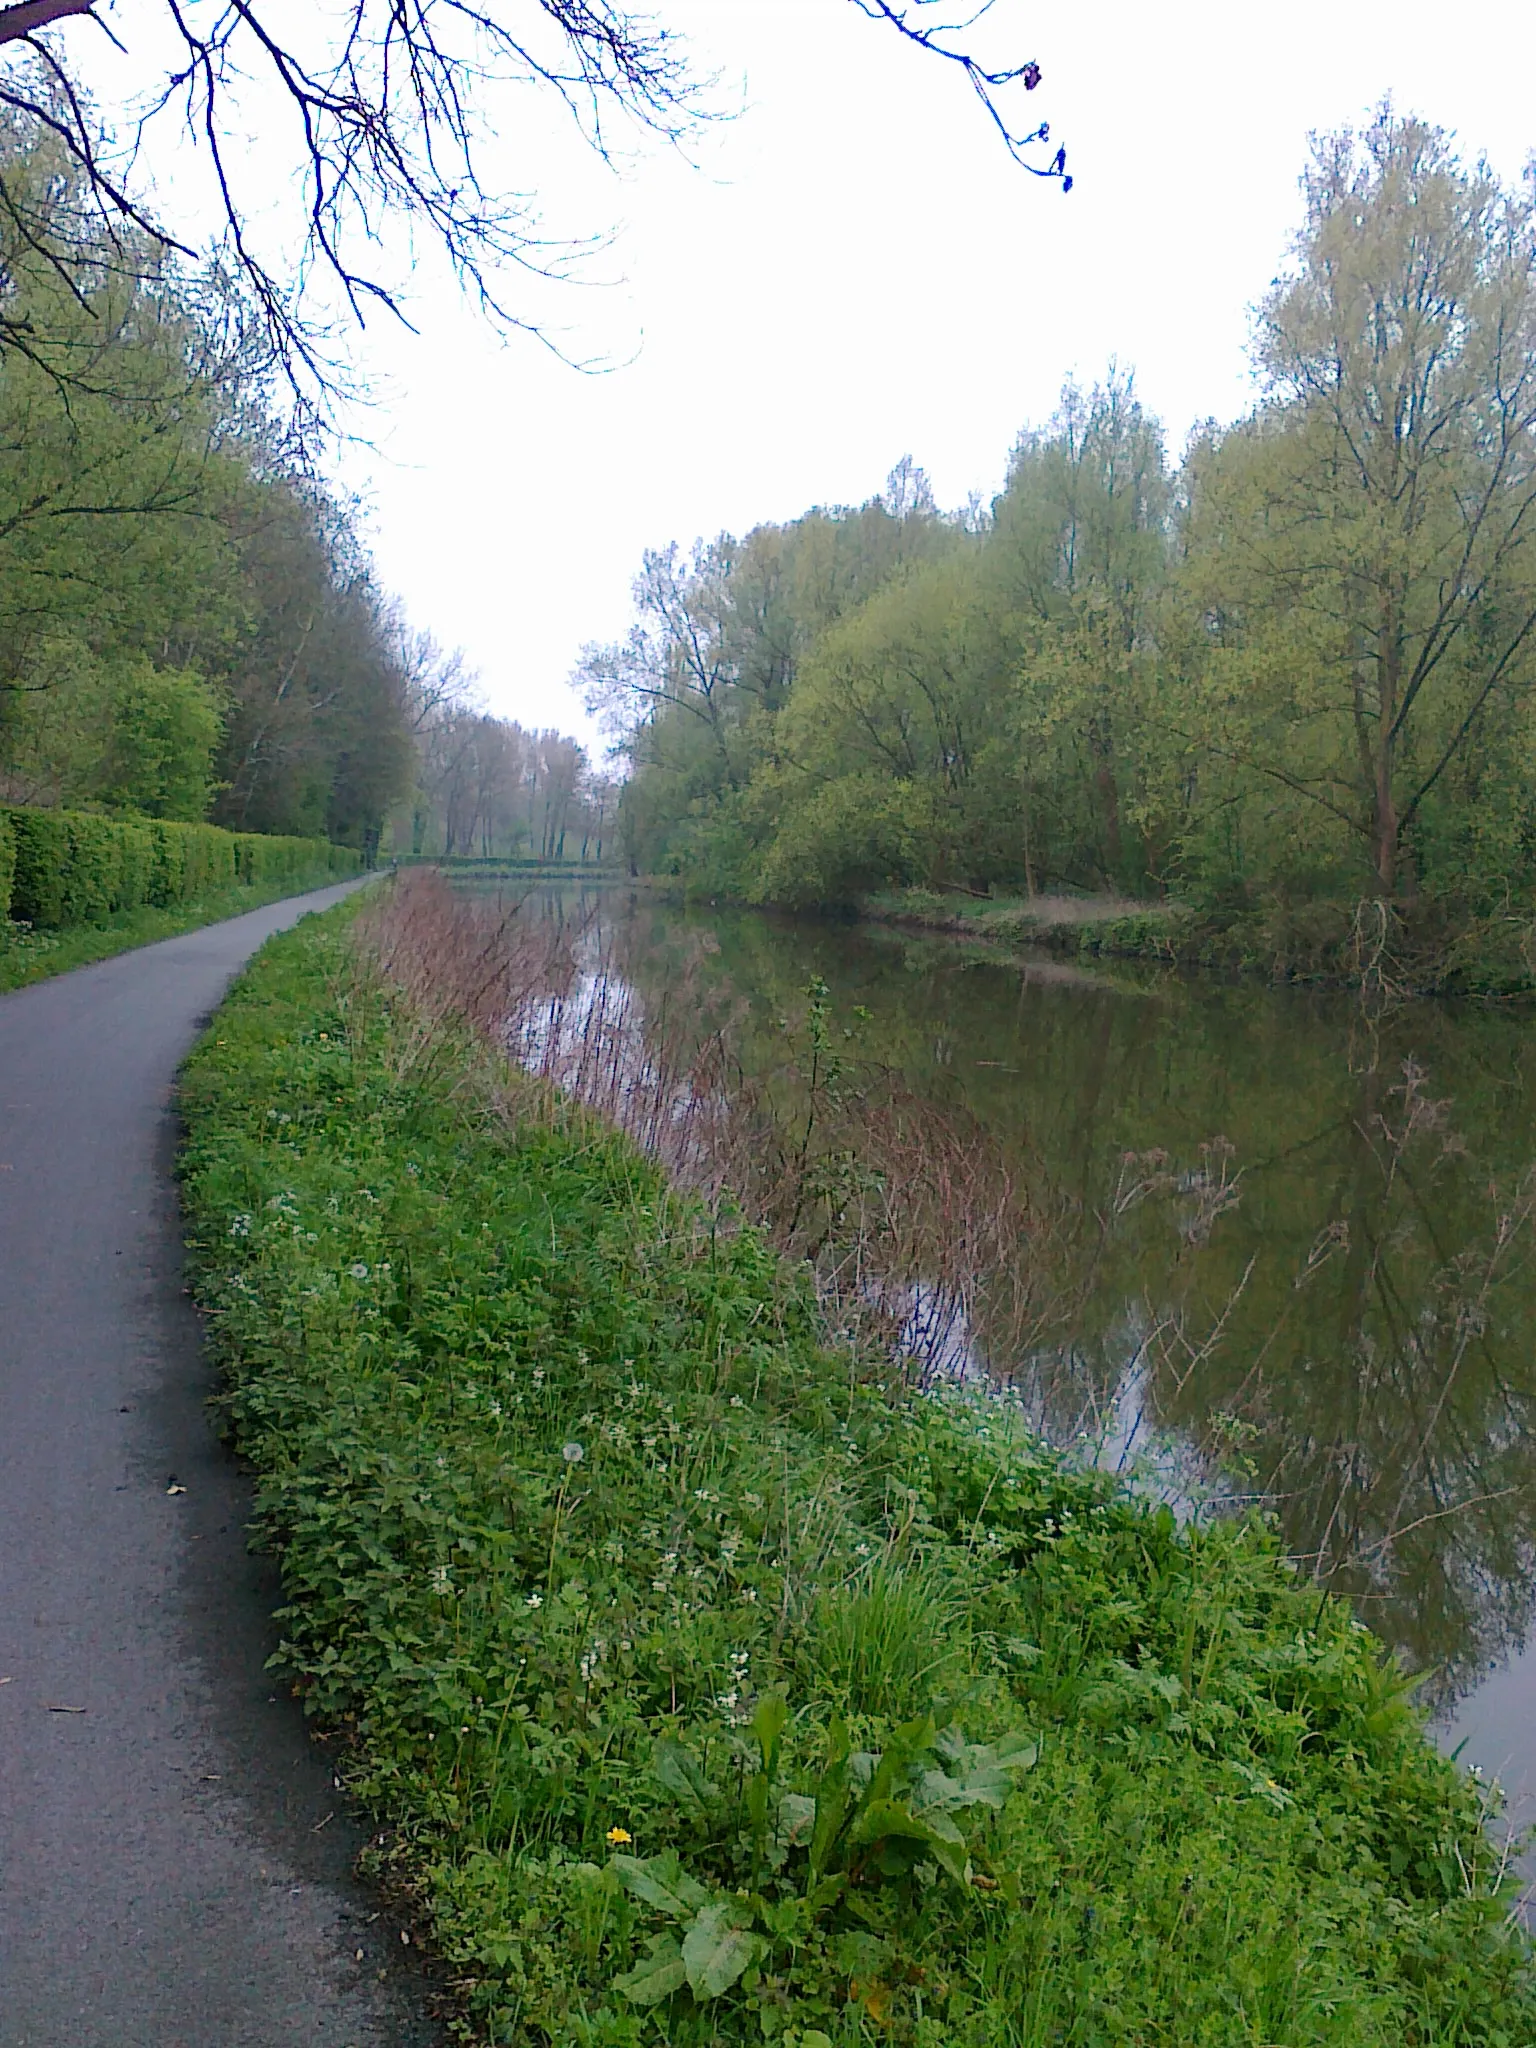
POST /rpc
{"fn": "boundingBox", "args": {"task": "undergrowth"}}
[860,887,1536,999]
[177,902,1536,2045]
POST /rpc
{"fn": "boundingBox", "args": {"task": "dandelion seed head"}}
[562,1441,585,1465]
[349,1262,369,1280]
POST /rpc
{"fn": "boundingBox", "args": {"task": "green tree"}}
[1182,111,1536,900]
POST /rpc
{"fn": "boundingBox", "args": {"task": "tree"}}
[1184,111,1536,898]
[989,370,1172,889]
[0,3,1065,405]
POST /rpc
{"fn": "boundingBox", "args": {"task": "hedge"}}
[1,805,361,930]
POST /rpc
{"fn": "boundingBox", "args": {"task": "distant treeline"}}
[583,112,1536,937]
[402,705,616,864]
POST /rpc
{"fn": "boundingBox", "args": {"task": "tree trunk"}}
[1374,590,1401,894]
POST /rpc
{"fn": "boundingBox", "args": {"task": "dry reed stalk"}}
[356,874,1104,1386]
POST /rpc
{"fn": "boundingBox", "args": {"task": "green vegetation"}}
[0,108,421,860]
[0,802,359,990]
[584,113,1536,991]
[177,900,1536,2045]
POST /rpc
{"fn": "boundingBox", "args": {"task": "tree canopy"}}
[0,112,421,852]
[585,112,1536,930]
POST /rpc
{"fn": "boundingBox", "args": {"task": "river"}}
[476,877,1536,1848]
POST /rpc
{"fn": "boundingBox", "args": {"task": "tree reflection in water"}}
[466,880,1536,1770]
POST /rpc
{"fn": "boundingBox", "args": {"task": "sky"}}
[81,1,1536,746]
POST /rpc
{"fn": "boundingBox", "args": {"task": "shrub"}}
[2,802,359,928]
[0,808,14,918]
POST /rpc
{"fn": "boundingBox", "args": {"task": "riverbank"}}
[0,869,370,993]
[858,887,1536,999]
[178,898,1536,2045]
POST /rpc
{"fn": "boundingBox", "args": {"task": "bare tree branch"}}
[0,2,1066,420]
[0,1,93,46]
[848,0,1067,184]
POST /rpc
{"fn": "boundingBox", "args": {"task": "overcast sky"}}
[108,1,1536,746]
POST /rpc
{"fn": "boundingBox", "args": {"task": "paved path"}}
[0,883,438,2048]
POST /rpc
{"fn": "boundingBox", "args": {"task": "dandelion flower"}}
[606,1826,632,1846]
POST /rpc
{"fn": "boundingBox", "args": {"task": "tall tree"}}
[1186,111,1536,897]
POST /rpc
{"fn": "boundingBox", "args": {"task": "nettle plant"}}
[606,1694,1037,2035]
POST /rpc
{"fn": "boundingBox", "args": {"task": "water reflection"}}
[467,880,1536,1801]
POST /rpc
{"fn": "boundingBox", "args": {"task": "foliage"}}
[1,802,357,930]
[175,902,1536,2045]
[594,113,1536,969]
[0,111,417,855]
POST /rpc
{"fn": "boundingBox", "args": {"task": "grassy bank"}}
[859,888,1536,999]
[177,901,1535,2046]
[0,869,363,993]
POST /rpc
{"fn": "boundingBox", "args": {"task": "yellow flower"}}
[606,1826,633,1847]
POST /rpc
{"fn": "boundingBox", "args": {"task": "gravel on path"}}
[0,880,439,2048]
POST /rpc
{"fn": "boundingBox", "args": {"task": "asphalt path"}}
[0,881,439,2048]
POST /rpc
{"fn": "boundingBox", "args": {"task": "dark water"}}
[490,881,1536,1831]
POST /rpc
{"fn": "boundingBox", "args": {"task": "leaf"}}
[849,1797,969,1886]
[681,1901,762,2000]
[650,1737,721,1815]
[919,1733,1038,1810]
[861,1980,895,2024]
[776,1791,817,1849]
[809,1767,850,1879]
[612,1934,687,2005]
[750,1690,789,1771]
[610,1852,711,1921]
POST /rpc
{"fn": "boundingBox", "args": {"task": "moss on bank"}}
[177,903,1535,2045]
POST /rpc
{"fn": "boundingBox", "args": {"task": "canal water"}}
[489,879,1536,1842]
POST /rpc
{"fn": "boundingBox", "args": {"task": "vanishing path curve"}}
[0,882,439,2048]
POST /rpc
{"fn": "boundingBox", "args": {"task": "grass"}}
[0,868,361,993]
[176,898,1536,2046]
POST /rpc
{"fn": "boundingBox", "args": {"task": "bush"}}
[0,808,14,917]
[2,802,359,929]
